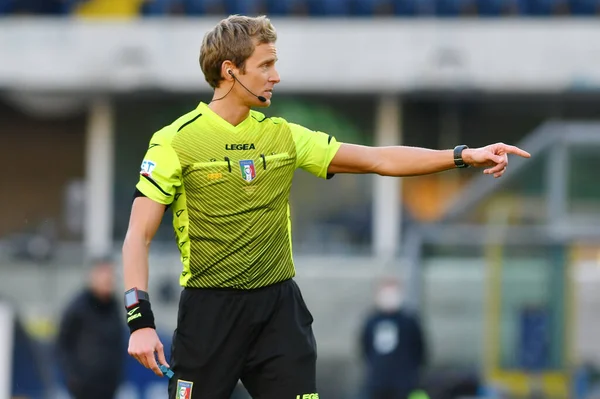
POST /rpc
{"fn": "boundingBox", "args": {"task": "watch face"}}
[125,289,139,308]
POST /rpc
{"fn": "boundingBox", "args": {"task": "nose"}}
[270,68,281,84]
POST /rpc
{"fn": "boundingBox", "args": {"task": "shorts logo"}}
[239,160,256,182]
[296,394,319,399]
[177,380,193,399]
[140,160,156,178]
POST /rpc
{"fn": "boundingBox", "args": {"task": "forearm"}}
[375,146,455,177]
[122,234,150,291]
[122,229,157,332]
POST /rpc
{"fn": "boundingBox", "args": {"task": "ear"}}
[221,60,236,81]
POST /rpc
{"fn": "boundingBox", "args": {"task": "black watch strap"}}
[453,145,470,168]
[124,288,150,309]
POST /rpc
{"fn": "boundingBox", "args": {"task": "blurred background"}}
[2,1,600,399]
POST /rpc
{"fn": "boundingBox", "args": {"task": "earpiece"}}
[219,68,267,103]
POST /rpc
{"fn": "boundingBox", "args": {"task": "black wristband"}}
[453,144,470,168]
[126,299,156,333]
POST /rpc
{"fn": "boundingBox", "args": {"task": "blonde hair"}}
[200,15,277,89]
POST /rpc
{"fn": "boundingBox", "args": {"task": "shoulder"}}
[150,126,176,145]
[400,309,420,323]
[151,109,203,145]
[172,109,204,133]
[364,312,380,326]
[63,290,89,315]
[149,124,178,148]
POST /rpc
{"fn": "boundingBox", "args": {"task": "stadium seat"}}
[522,0,570,15]
[436,0,477,16]
[392,0,436,15]
[224,0,266,15]
[350,0,393,15]
[8,0,69,14]
[141,0,175,15]
[570,0,600,14]
[0,0,13,14]
[477,0,524,15]
[60,0,84,14]
[307,0,351,16]
[183,0,223,15]
[266,0,306,15]
[73,0,145,17]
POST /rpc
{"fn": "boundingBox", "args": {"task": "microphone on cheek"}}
[228,70,267,103]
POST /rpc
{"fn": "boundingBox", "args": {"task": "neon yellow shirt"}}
[136,102,341,289]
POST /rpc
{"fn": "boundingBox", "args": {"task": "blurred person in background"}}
[122,14,530,399]
[360,279,426,399]
[56,258,126,399]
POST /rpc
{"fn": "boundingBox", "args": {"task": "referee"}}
[122,15,530,399]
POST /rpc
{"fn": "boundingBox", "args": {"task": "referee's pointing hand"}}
[462,142,531,178]
[128,328,169,377]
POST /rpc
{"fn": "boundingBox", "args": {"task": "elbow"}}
[370,147,400,176]
[122,231,149,256]
[373,162,397,177]
[370,158,391,176]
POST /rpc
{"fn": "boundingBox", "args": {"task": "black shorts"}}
[168,279,318,399]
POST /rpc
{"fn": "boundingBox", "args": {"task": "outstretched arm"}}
[328,143,531,178]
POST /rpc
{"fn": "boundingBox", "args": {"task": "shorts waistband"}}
[183,278,292,293]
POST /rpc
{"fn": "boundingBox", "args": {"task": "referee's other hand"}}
[128,328,169,376]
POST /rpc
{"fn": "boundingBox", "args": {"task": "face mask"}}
[376,287,403,312]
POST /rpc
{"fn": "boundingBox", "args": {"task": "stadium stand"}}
[1,0,599,16]
[73,0,146,18]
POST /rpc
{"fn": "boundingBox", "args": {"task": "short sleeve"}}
[135,134,181,205]
[290,123,342,179]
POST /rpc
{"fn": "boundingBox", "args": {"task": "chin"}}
[256,99,271,107]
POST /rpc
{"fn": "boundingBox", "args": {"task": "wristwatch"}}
[453,145,470,168]
[124,287,150,309]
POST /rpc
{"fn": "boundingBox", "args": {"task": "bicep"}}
[125,196,166,244]
[327,143,380,174]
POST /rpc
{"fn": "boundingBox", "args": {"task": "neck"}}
[209,92,251,126]
[89,287,111,303]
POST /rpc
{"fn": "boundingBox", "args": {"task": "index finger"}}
[145,352,163,377]
[504,145,531,158]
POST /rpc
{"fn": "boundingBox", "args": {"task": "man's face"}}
[375,281,403,312]
[237,42,280,107]
[90,263,115,300]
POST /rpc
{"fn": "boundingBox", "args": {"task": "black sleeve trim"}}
[177,113,202,132]
[132,188,171,211]
[133,188,147,200]
[141,174,172,197]
[325,135,334,179]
